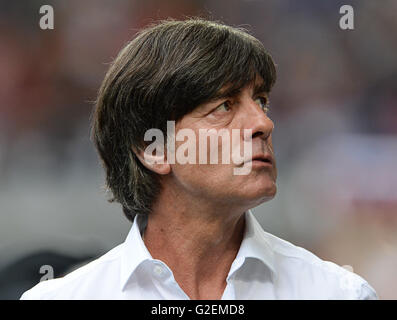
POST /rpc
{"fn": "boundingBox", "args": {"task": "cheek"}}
[170,162,235,195]
[173,132,232,165]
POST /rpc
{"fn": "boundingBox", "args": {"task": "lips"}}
[246,153,274,166]
[234,151,275,167]
[251,154,273,164]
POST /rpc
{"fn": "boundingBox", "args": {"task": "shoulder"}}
[262,230,378,299]
[20,244,123,300]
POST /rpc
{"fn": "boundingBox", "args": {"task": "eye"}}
[213,100,232,113]
[255,96,270,114]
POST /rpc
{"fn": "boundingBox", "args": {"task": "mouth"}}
[245,154,274,167]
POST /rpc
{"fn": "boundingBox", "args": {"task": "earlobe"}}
[133,146,171,175]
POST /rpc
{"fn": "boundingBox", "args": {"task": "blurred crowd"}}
[0,0,396,299]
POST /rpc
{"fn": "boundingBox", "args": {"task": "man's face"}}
[169,76,277,210]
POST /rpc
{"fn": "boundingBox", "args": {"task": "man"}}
[21,18,377,299]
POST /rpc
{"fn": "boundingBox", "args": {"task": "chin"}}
[258,184,277,202]
[240,182,277,206]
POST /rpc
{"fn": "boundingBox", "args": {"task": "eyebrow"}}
[210,81,268,102]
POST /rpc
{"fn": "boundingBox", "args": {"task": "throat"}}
[142,211,246,299]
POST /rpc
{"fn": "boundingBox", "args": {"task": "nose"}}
[242,98,274,142]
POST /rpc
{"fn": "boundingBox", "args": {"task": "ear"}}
[132,145,171,175]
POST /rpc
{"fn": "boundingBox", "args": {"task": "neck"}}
[142,185,247,300]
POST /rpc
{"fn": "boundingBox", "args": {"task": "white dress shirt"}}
[20,210,377,300]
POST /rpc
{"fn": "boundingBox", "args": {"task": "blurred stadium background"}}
[0,0,396,299]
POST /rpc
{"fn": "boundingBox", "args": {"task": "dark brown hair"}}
[91,18,277,222]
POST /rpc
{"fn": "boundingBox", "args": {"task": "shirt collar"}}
[120,213,153,291]
[120,209,276,291]
[233,210,276,277]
